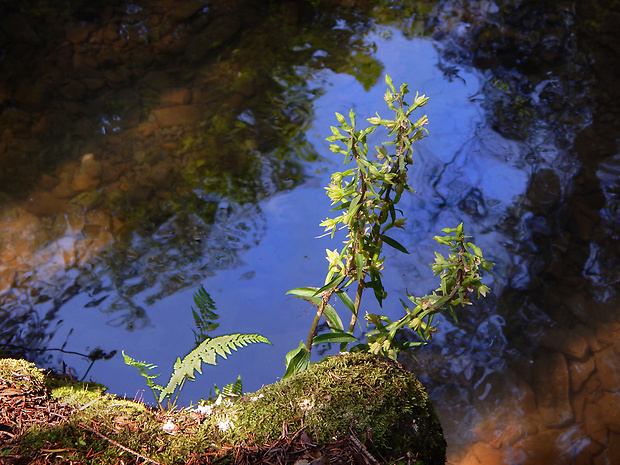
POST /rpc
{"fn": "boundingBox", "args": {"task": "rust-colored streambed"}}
[1,1,619,463]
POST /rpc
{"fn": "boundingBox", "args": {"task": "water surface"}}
[1,1,619,463]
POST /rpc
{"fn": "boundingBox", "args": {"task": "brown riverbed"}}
[2,1,620,464]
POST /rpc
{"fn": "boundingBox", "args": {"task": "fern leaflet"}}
[191,285,220,344]
[213,375,243,403]
[159,333,270,402]
[122,351,162,392]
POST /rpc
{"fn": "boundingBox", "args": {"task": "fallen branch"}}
[78,421,164,465]
[348,430,380,465]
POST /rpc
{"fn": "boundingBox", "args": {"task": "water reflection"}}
[411,2,620,464]
[1,1,619,464]
[2,1,349,347]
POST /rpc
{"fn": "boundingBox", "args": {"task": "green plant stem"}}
[346,139,369,336]
[342,135,401,347]
[171,377,186,409]
[408,244,466,329]
[305,287,338,351]
[430,268,464,316]
[349,280,364,333]
[154,392,163,411]
[340,280,365,351]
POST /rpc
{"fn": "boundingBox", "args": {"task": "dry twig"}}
[78,421,164,465]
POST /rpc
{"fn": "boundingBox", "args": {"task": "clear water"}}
[37,32,509,402]
[1,1,618,463]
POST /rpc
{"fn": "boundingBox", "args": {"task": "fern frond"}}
[192,285,220,343]
[194,285,217,314]
[214,375,243,404]
[219,375,243,398]
[159,333,270,402]
[122,350,162,391]
[228,375,243,397]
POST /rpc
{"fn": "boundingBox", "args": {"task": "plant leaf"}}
[122,351,162,391]
[354,252,365,281]
[381,235,409,254]
[159,333,270,402]
[323,303,344,332]
[335,289,356,315]
[283,341,311,379]
[315,274,345,295]
[287,287,321,305]
[191,285,220,342]
[313,331,358,345]
[214,375,243,403]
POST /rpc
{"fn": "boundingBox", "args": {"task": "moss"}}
[14,380,193,464]
[2,355,446,464]
[0,358,46,393]
[227,352,446,464]
[18,424,117,463]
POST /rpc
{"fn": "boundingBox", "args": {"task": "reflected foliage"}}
[0,0,425,368]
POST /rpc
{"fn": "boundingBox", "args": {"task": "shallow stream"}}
[1,1,619,463]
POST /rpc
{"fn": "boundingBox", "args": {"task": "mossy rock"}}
[228,352,446,464]
[2,354,446,464]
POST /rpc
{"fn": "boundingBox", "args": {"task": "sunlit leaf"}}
[354,252,365,281]
[316,274,345,295]
[335,289,356,315]
[287,287,321,305]
[283,341,311,379]
[313,331,358,345]
[323,304,344,332]
[159,333,271,402]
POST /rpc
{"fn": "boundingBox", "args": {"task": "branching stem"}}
[305,287,338,351]
[287,75,491,373]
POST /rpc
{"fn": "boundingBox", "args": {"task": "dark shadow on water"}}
[0,0,397,351]
[1,1,619,463]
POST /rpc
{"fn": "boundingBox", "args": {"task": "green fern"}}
[191,285,220,344]
[158,333,270,403]
[122,351,163,407]
[213,375,243,404]
[124,286,271,409]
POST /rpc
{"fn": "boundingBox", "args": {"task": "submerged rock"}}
[153,105,201,127]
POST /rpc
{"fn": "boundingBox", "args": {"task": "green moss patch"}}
[228,352,446,464]
[1,355,445,464]
[0,358,46,393]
